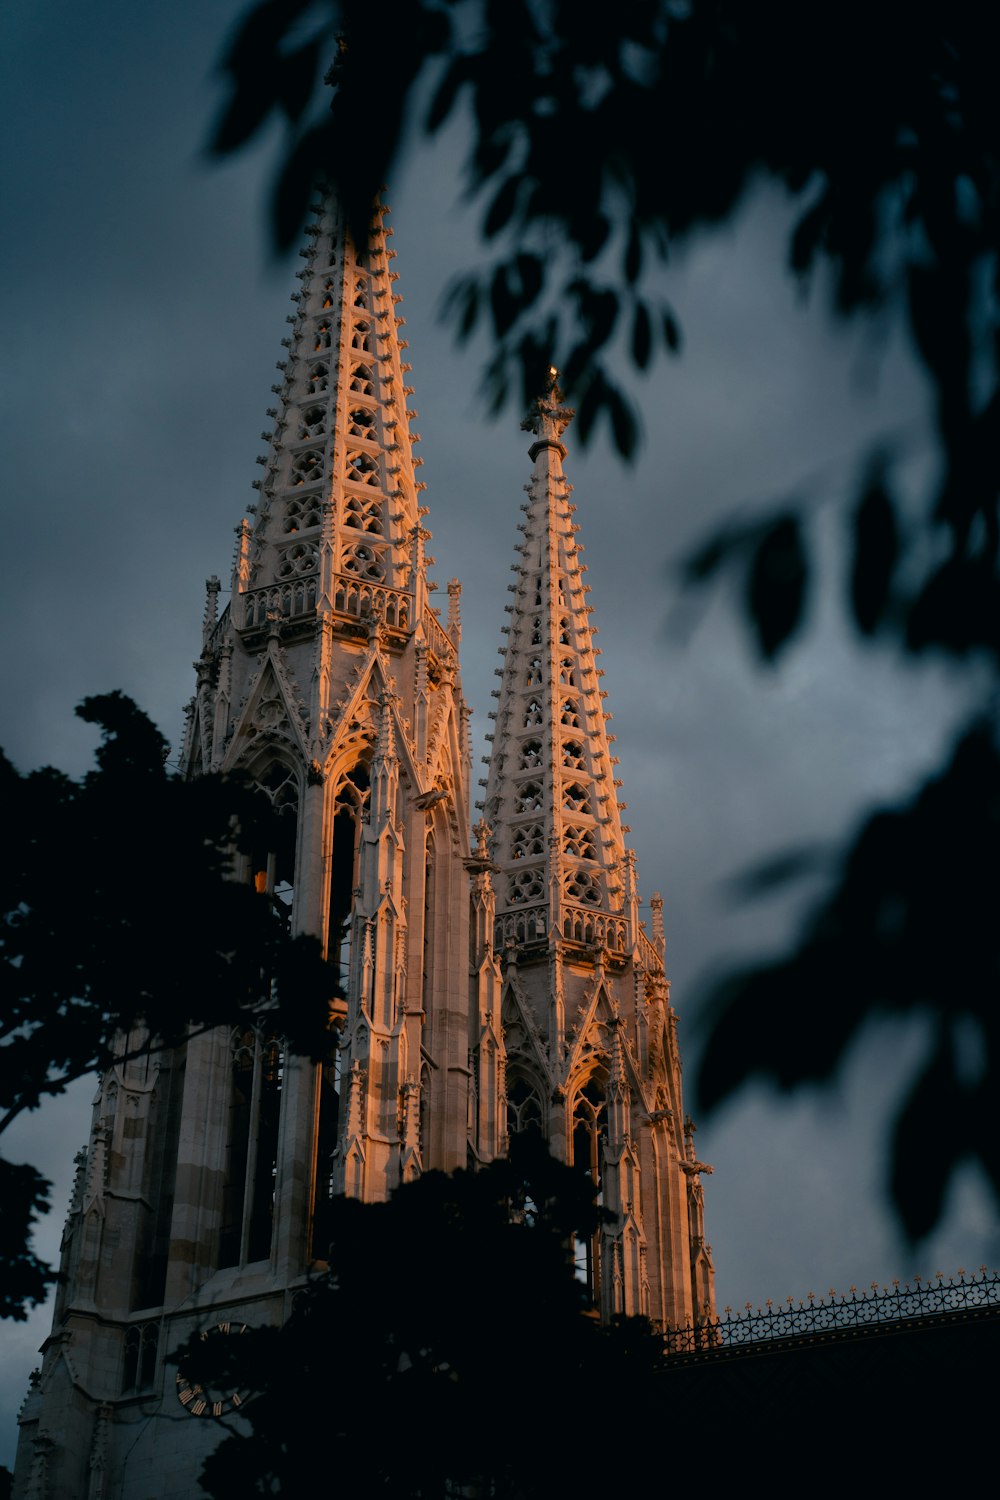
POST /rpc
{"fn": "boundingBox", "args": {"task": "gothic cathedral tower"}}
[473,377,714,1328]
[14,204,713,1500]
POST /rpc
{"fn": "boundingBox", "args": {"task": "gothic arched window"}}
[507,1075,543,1137]
[572,1075,608,1302]
[523,698,543,728]
[564,825,597,861]
[562,740,585,770]
[519,739,543,772]
[526,657,543,688]
[343,491,384,535]
[560,700,581,728]
[511,824,544,860]
[348,407,377,441]
[350,363,375,397]
[299,406,327,440]
[121,1323,159,1393]
[563,782,591,815]
[347,450,380,487]
[514,781,543,815]
[220,1025,284,1267]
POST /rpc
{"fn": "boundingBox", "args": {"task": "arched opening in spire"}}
[506,1068,544,1139]
[571,1071,608,1303]
[219,1025,284,1267]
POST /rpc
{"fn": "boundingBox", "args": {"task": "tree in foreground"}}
[0,694,335,1319]
[209,0,1000,1241]
[176,1133,664,1499]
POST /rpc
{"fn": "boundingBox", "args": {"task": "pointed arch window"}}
[351,321,373,353]
[313,764,369,1258]
[519,739,543,772]
[523,698,543,728]
[348,406,377,441]
[559,617,572,645]
[298,406,327,440]
[559,658,577,687]
[530,617,543,646]
[563,782,591,815]
[347,450,380,487]
[514,781,543,815]
[248,760,299,905]
[121,1323,159,1394]
[315,322,332,351]
[350,363,375,396]
[562,741,586,770]
[220,1025,284,1266]
[343,491,384,535]
[291,449,323,486]
[283,497,321,534]
[572,1075,608,1302]
[327,766,370,994]
[511,823,544,860]
[564,825,597,860]
[526,657,543,688]
[321,279,336,309]
[507,1075,543,1136]
[560,699,581,728]
[309,361,329,394]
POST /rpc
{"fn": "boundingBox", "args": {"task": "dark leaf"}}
[514,252,543,307]
[631,302,652,369]
[661,304,682,352]
[489,264,519,338]
[745,514,809,660]
[890,1033,966,1243]
[606,383,638,459]
[484,175,520,239]
[624,222,642,284]
[723,844,832,904]
[849,470,899,635]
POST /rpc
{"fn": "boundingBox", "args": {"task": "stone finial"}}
[521,366,575,446]
[447,578,463,642]
[651,892,665,955]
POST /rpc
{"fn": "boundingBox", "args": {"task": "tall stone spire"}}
[477,374,715,1327]
[481,371,631,976]
[241,194,427,618]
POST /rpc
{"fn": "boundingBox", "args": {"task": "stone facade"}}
[14,201,713,1499]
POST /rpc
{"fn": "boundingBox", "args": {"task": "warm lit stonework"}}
[14,202,714,1499]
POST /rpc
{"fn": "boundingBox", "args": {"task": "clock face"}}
[175,1321,249,1417]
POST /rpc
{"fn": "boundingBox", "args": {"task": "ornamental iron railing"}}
[664,1266,999,1356]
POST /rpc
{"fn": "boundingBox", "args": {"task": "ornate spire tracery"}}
[482,372,633,959]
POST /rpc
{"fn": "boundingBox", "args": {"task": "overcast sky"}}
[2,0,996,1466]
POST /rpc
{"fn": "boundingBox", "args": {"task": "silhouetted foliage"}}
[211,0,1000,1243]
[176,1134,664,1499]
[698,723,1000,1241]
[0,694,336,1316]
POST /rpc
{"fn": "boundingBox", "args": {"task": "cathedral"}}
[14,198,714,1498]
